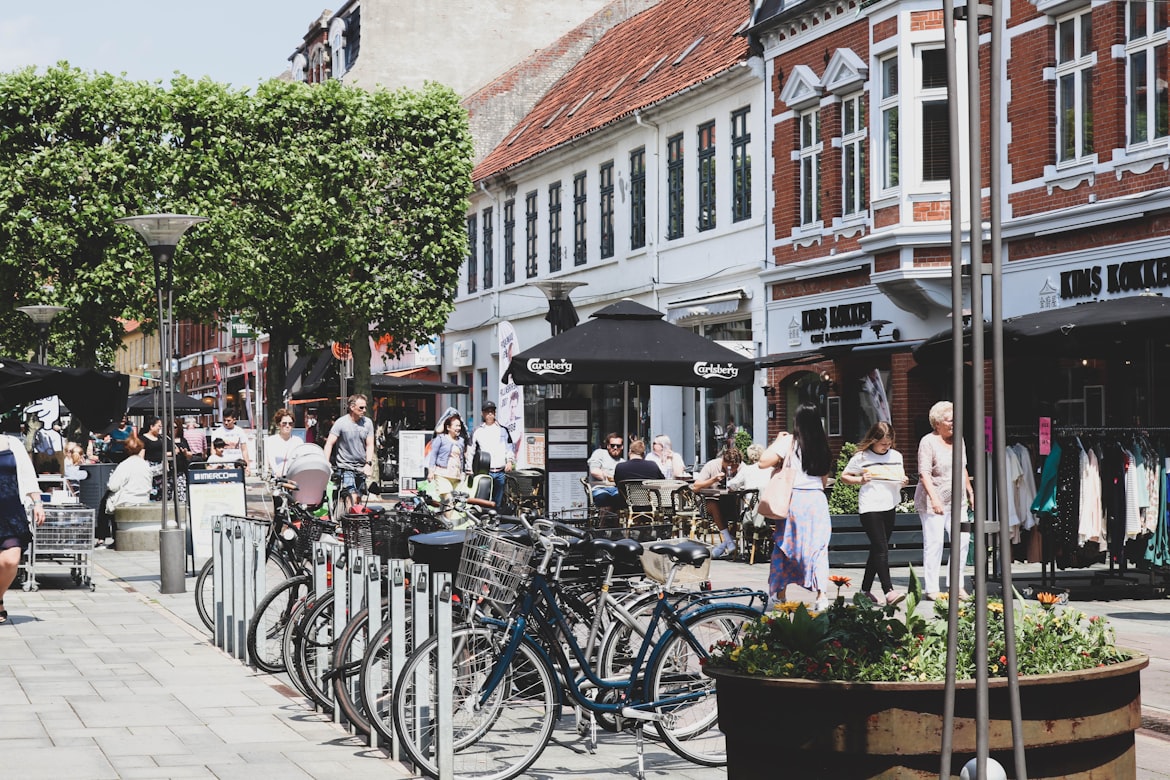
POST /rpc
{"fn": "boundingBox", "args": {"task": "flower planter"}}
[705,652,1148,779]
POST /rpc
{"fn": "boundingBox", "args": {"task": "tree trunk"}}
[266,328,291,420]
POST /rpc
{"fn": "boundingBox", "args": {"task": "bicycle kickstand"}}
[634,721,646,780]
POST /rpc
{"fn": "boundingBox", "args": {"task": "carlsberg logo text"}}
[527,358,573,376]
[693,362,739,380]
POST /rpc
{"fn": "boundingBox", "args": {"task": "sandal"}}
[0,601,7,625]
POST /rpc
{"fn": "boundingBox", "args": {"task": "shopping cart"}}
[23,505,96,591]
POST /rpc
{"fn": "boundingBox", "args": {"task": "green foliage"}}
[827,441,859,515]
[0,66,473,408]
[709,572,1129,683]
[733,428,753,456]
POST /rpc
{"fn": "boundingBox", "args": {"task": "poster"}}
[497,321,525,467]
[398,430,428,491]
[187,467,246,561]
[525,433,546,468]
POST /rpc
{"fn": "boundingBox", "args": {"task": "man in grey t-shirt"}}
[323,394,376,510]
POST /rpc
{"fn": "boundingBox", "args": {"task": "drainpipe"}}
[634,109,661,312]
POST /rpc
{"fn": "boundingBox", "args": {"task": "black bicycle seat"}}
[645,539,710,566]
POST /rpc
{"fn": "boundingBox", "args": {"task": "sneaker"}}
[885,589,906,606]
[859,592,879,605]
[710,542,728,558]
[93,540,106,549]
[717,543,737,560]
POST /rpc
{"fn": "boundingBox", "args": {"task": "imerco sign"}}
[1061,258,1170,299]
[801,301,872,344]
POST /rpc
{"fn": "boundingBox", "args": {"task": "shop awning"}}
[371,374,469,395]
[665,289,748,323]
[282,351,316,394]
[295,348,335,396]
[913,295,1170,365]
[757,340,921,369]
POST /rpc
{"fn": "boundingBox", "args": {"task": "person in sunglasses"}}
[323,394,376,511]
[587,432,626,510]
[265,408,304,478]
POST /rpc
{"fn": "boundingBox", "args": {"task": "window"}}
[599,161,614,258]
[573,171,587,265]
[879,56,899,190]
[798,109,822,226]
[329,17,348,79]
[841,94,867,216]
[667,133,684,239]
[1126,0,1169,147]
[466,214,478,295]
[731,107,751,222]
[919,48,950,182]
[482,206,493,290]
[549,182,562,272]
[1055,11,1095,164]
[630,147,646,249]
[503,198,515,284]
[697,121,716,231]
[525,191,538,278]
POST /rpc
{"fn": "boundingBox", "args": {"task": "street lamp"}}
[16,304,66,364]
[532,280,586,336]
[115,213,208,595]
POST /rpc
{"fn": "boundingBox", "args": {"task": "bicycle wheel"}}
[292,590,337,712]
[393,625,557,780]
[282,594,314,698]
[195,554,296,632]
[332,599,390,735]
[247,575,312,673]
[647,604,757,765]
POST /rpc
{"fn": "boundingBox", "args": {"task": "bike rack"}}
[211,514,268,662]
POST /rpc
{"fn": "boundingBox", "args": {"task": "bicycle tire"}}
[392,624,557,780]
[195,553,296,632]
[648,604,758,765]
[247,575,312,673]
[282,594,315,698]
[331,599,390,735]
[292,590,338,711]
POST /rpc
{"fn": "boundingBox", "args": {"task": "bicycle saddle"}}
[645,539,710,566]
[582,536,643,565]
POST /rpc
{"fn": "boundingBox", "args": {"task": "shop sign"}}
[801,301,872,344]
[1060,258,1170,300]
[452,339,474,367]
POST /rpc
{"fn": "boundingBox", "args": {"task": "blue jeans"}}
[489,470,506,509]
[592,485,621,508]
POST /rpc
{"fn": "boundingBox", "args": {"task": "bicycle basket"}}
[294,516,331,562]
[641,538,711,587]
[455,528,534,612]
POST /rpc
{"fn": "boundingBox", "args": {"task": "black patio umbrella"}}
[505,299,754,388]
[370,374,470,395]
[913,295,1170,365]
[125,387,213,415]
[0,358,130,431]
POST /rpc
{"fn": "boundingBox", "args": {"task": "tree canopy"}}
[0,64,473,414]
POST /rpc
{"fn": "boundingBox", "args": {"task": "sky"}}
[0,1,335,88]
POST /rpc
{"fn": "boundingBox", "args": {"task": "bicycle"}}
[391,517,764,779]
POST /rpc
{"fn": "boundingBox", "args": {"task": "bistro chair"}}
[669,484,704,539]
[505,468,546,518]
[618,480,662,527]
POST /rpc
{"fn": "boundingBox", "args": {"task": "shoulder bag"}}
[758,434,795,520]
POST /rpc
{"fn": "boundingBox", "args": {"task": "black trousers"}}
[860,508,896,593]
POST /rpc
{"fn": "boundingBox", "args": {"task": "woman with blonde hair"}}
[914,401,974,600]
[647,434,689,479]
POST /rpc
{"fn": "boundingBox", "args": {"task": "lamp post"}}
[16,305,66,364]
[115,213,208,595]
[532,280,586,336]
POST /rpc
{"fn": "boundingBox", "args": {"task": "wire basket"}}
[294,516,332,562]
[455,528,534,612]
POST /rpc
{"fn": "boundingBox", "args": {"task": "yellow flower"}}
[730,647,741,661]
[776,601,802,614]
[988,601,1004,614]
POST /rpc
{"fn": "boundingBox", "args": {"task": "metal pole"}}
[988,0,1028,773]
[940,2,964,774]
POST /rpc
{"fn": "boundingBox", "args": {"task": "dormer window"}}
[290,52,307,83]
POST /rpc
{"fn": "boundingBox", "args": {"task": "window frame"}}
[878,55,900,192]
[466,213,478,295]
[731,107,751,222]
[798,108,822,227]
[1054,9,1096,165]
[917,46,951,184]
[549,182,562,273]
[841,93,867,217]
[525,190,538,279]
[630,147,646,249]
[697,120,716,232]
[667,133,685,240]
[482,206,494,290]
[1125,0,1170,148]
[503,198,516,285]
[573,171,587,266]
[599,161,615,258]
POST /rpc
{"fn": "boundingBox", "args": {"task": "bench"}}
[114,503,163,551]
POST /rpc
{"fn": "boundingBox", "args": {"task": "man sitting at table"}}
[692,446,744,559]
[587,432,626,511]
[614,439,664,486]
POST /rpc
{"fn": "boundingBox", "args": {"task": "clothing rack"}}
[1052,426,1170,435]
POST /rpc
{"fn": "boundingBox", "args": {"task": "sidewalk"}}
[2,549,1169,778]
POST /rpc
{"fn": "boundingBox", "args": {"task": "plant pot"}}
[705,651,1148,779]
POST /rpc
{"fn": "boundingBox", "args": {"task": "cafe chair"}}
[619,480,662,527]
[505,468,546,518]
[669,484,704,539]
[731,489,769,563]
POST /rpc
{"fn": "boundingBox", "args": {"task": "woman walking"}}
[758,404,833,610]
[426,413,468,497]
[839,421,907,605]
[0,425,45,624]
[914,401,974,600]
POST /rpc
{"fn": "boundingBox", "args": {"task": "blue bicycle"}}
[391,517,764,779]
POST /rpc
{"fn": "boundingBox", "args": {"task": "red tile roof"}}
[473,0,752,182]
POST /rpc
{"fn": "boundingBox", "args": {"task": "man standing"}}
[211,412,251,474]
[323,394,376,511]
[470,401,514,509]
[587,432,626,509]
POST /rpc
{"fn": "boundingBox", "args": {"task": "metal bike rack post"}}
[386,559,408,759]
[434,571,454,779]
[330,544,349,723]
[211,516,226,650]
[363,553,385,750]
[411,563,431,758]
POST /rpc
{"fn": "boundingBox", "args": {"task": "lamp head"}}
[16,305,66,326]
[114,214,208,248]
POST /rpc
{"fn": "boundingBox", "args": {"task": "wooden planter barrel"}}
[705,652,1148,779]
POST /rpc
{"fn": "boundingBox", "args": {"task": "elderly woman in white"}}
[647,434,689,479]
